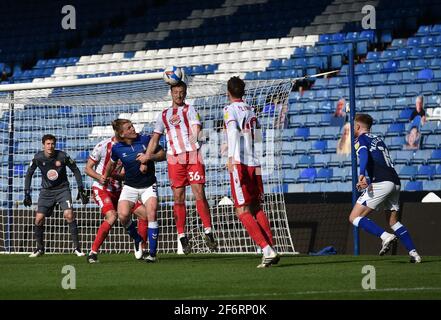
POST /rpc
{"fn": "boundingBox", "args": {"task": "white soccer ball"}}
[163,66,184,85]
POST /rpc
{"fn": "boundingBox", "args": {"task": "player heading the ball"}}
[350,114,421,263]
[140,80,218,254]
[224,76,280,268]
[24,134,89,257]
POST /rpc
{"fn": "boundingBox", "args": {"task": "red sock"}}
[173,203,187,234]
[92,221,112,253]
[238,211,268,249]
[255,209,274,246]
[196,199,212,229]
[138,218,148,243]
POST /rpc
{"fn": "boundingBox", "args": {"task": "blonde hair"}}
[112,119,131,138]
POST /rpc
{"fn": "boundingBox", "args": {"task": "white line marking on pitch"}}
[183,287,441,299]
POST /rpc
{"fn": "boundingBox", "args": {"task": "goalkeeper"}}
[24,134,89,257]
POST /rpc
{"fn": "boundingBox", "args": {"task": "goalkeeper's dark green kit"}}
[24,150,84,216]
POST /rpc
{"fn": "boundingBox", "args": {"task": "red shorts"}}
[92,187,142,216]
[229,164,264,208]
[167,151,206,188]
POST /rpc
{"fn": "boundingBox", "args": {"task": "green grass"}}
[0,254,440,300]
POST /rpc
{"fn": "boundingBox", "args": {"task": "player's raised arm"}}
[23,157,38,206]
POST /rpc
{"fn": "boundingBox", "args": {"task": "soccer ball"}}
[163,66,184,85]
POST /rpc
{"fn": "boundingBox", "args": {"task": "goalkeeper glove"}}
[23,190,32,207]
[77,188,89,205]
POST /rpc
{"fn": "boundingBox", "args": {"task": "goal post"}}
[0,72,297,255]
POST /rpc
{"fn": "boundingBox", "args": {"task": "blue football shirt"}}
[111,134,158,188]
[355,133,401,185]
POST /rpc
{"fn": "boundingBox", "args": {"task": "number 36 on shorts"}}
[188,171,202,181]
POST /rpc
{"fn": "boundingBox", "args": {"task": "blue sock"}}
[392,222,416,252]
[125,220,142,244]
[353,217,385,238]
[148,221,159,257]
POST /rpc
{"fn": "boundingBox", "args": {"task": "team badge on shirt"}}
[169,114,181,126]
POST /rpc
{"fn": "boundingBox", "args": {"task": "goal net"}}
[0,73,296,255]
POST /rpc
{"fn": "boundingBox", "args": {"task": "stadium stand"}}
[1,0,441,197]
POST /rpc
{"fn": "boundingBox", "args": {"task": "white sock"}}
[262,245,274,257]
[391,222,403,232]
[204,227,212,234]
[380,232,392,241]
[148,221,159,228]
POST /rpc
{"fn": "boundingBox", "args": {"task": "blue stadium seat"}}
[409,47,425,59]
[315,168,333,182]
[399,165,418,179]
[313,154,331,168]
[282,155,294,169]
[297,168,317,183]
[371,73,388,85]
[407,37,421,47]
[382,60,399,73]
[293,127,310,141]
[423,180,441,191]
[412,149,432,165]
[423,134,441,148]
[366,51,380,63]
[416,25,431,36]
[421,82,437,94]
[398,108,413,120]
[75,150,89,162]
[405,84,422,97]
[395,48,410,60]
[296,155,315,168]
[416,165,436,180]
[311,140,327,154]
[420,36,436,47]
[426,48,441,59]
[429,149,441,164]
[417,69,434,82]
[414,59,428,70]
[404,181,423,191]
[386,72,402,85]
[387,123,405,136]
[435,165,441,179]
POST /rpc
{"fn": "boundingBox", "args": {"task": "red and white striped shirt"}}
[89,137,122,192]
[154,104,201,156]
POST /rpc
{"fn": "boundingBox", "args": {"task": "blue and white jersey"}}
[110,134,157,189]
[355,133,400,185]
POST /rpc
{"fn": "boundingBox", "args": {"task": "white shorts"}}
[357,181,400,212]
[119,184,157,205]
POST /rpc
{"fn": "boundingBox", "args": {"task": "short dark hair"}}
[170,81,187,92]
[227,76,245,99]
[42,134,56,144]
[355,113,373,130]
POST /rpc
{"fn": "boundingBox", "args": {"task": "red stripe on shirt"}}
[162,109,177,155]
[182,104,197,151]
[173,107,187,155]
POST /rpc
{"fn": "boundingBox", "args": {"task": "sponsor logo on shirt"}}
[47,169,59,181]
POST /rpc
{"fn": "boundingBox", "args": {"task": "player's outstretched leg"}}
[350,204,396,256]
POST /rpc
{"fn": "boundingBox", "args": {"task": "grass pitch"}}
[0,254,440,300]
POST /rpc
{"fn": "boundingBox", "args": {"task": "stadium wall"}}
[285,192,441,255]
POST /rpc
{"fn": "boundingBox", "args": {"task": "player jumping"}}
[223,76,279,268]
[24,134,89,257]
[85,135,149,263]
[140,81,217,254]
[350,113,422,263]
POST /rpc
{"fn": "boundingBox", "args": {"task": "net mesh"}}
[0,76,296,254]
